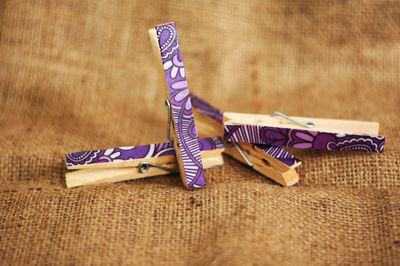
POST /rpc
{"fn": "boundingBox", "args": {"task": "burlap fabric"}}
[0,1,399,265]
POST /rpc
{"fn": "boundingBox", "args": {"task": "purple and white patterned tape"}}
[253,144,300,167]
[224,125,385,153]
[66,137,224,167]
[189,93,301,167]
[189,93,223,124]
[154,22,205,188]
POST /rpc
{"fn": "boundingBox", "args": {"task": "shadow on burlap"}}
[0,1,399,265]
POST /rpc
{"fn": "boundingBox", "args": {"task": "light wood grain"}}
[67,155,175,170]
[66,149,224,188]
[224,142,299,186]
[224,112,380,135]
[193,108,224,138]
[194,108,300,186]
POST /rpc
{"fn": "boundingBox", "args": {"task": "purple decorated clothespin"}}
[64,22,226,190]
[223,112,385,153]
[149,22,207,189]
[65,137,224,188]
[190,93,302,186]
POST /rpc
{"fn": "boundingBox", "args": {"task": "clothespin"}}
[223,112,385,153]
[148,22,207,189]
[64,22,221,189]
[65,137,224,188]
[190,94,301,186]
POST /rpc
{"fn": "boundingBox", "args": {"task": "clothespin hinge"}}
[272,111,315,128]
[138,161,178,174]
[232,142,253,168]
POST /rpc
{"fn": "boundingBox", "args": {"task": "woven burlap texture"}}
[0,1,399,265]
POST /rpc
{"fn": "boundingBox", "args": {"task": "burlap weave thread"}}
[0,1,399,264]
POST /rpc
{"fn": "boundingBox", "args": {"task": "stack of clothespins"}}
[65,22,385,189]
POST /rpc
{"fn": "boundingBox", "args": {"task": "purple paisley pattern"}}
[224,125,385,153]
[189,93,223,124]
[155,23,205,188]
[189,93,301,167]
[66,137,224,167]
[254,144,300,167]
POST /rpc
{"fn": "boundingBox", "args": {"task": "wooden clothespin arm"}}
[223,112,385,153]
[65,137,224,188]
[225,142,300,186]
[149,23,206,189]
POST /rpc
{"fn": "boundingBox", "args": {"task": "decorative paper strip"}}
[253,144,300,167]
[151,22,206,188]
[66,137,224,168]
[224,125,385,153]
[189,93,301,167]
[190,93,223,124]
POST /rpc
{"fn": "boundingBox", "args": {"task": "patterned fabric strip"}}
[189,93,223,124]
[155,22,206,188]
[66,137,224,167]
[224,124,385,153]
[189,93,301,167]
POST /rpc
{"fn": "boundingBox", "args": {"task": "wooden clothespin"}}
[224,112,385,153]
[190,94,301,186]
[148,22,208,189]
[65,137,224,188]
